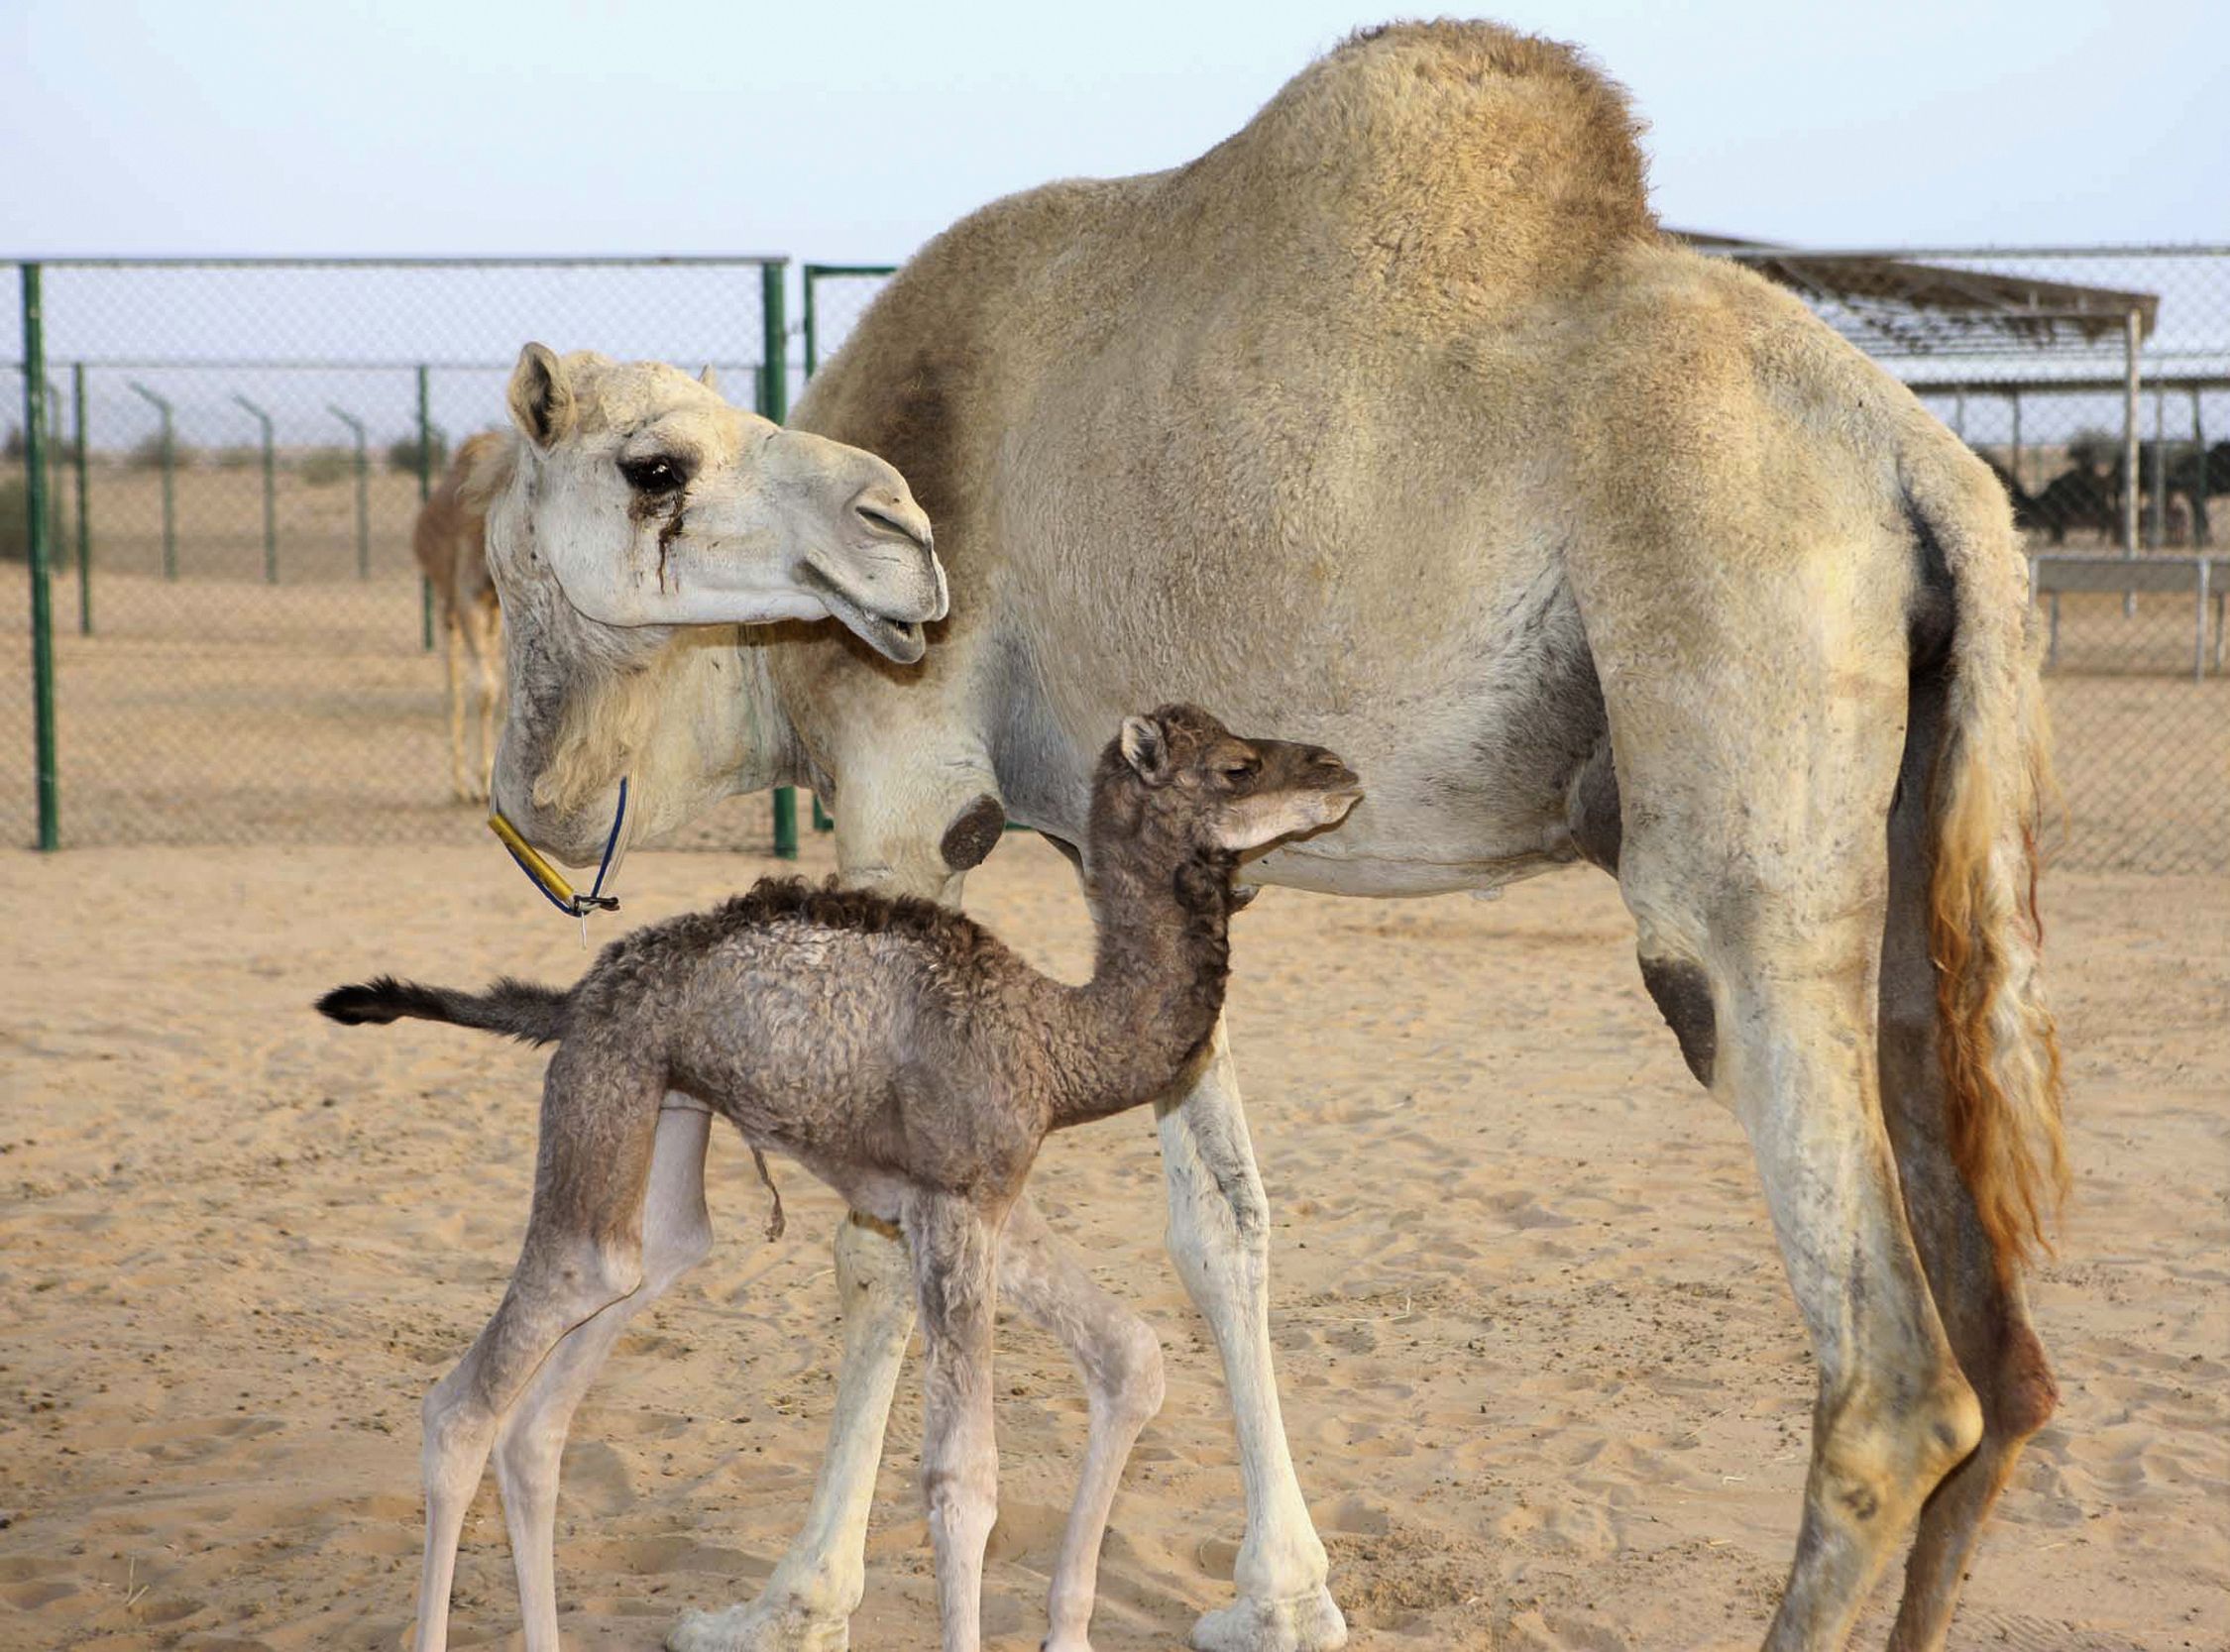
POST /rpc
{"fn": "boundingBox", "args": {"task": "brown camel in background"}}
[412,431,505,803]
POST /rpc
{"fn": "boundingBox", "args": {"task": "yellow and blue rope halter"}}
[488,776,628,921]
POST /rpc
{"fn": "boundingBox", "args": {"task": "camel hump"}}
[1186,21,1654,292]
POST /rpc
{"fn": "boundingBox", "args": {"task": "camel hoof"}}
[666,1601,849,1652]
[1189,1586,1348,1652]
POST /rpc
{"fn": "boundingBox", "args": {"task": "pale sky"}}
[4,0,2225,262]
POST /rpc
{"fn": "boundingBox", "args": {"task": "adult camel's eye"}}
[618,455,689,495]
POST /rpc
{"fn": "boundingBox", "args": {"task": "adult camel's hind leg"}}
[666,1212,917,1652]
[494,1103,715,1652]
[414,1045,665,1652]
[1878,670,2057,1652]
[997,1195,1167,1652]
[1577,548,1980,1650]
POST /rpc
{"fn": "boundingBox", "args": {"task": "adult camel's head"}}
[488,344,945,659]
[473,346,946,862]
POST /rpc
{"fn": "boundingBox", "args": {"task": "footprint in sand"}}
[129,1412,284,1464]
[555,1438,635,1515]
[564,1533,751,1577]
[982,1498,1069,1565]
[0,1577,81,1610]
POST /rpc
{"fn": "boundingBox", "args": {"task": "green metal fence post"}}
[761,262,800,860]
[329,404,370,579]
[803,264,822,379]
[417,364,435,649]
[21,264,58,849]
[128,380,175,579]
[71,362,90,635]
[232,393,277,582]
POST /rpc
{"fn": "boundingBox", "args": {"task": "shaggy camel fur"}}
[412,434,507,803]
[320,705,1364,1652]
[469,24,2066,1652]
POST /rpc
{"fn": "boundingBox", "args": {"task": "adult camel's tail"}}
[1900,431,2070,1284]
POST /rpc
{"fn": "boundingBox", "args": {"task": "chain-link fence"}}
[4,258,786,850]
[11,249,2225,870]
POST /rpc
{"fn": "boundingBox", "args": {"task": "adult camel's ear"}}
[507,343,576,451]
[698,364,720,393]
[1119,714,1171,784]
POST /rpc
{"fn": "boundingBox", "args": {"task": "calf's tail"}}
[316,974,571,1046]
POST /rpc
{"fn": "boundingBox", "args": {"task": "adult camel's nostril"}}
[850,485,933,552]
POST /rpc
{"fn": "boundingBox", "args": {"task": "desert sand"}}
[2,832,2224,1650]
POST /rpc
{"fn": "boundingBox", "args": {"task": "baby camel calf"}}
[318,704,1361,1652]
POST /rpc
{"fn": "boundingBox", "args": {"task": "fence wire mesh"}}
[11,249,2227,871]
[4,258,780,849]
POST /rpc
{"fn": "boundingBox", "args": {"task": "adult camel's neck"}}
[493,611,792,864]
[1052,792,1237,1130]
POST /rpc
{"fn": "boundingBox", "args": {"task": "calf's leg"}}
[495,1102,715,1652]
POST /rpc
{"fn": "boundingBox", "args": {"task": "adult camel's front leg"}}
[1160,1018,1344,1652]
[672,744,998,1652]
[665,1213,915,1652]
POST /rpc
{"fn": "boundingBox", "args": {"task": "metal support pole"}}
[71,362,90,635]
[128,380,175,579]
[21,265,58,849]
[2151,379,2167,549]
[329,404,371,579]
[1952,386,1965,440]
[2008,390,2022,495]
[232,393,277,583]
[417,365,435,649]
[2121,310,2141,555]
[760,262,789,425]
[2195,385,2210,549]
[2123,308,2141,614]
[803,266,820,381]
[2196,558,2211,684]
[760,262,799,860]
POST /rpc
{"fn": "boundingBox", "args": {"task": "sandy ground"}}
[3,832,2224,1652]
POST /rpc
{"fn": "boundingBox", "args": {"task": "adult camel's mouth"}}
[797,563,931,665]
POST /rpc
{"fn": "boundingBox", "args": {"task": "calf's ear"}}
[1119,715,1171,784]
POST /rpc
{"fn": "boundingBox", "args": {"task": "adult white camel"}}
[470,23,2065,1652]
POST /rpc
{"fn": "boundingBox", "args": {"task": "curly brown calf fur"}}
[318,704,1360,1652]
